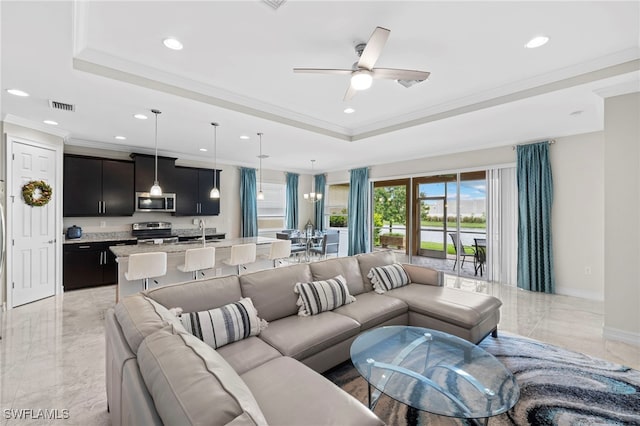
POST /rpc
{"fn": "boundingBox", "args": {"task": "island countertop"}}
[109,236,277,257]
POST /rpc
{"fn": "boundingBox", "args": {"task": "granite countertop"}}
[63,232,137,244]
[64,229,226,244]
[109,236,277,257]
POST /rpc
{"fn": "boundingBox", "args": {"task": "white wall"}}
[603,92,640,344]
[552,132,605,300]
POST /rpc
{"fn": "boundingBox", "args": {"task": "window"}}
[325,183,349,228]
[257,182,286,231]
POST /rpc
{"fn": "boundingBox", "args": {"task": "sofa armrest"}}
[401,264,443,286]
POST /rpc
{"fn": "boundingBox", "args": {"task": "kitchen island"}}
[111,236,278,299]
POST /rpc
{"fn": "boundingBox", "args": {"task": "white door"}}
[11,142,57,306]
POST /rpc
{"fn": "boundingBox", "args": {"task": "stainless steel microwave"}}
[135,192,176,212]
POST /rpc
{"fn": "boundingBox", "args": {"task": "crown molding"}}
[3,114,71,140]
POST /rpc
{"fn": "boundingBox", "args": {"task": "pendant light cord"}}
[212,122,218,188]
[152,109,161,183]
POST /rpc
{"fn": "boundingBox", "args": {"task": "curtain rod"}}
[512,139,556,150]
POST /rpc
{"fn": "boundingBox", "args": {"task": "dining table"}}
[290,231,324,262]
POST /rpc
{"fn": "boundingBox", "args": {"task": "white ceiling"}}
[2,1,639,174]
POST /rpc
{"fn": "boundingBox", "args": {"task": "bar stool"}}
[177,247,216,280]
[125,252,167,291]
[264,239,292,267]
[223,243,256,275]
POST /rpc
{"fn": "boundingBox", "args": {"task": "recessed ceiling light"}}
[7,88,29,97]
[525,35,549,49]
[43,120,58,126]
[133,113,148,120]
[163,37,183,50]
[240,135,250,140]
[115,136,127,140]
[199,148,208,152]
[344,107,355,114]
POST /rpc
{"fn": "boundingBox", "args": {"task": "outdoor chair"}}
[448,233,475,271]
[474,238,487,277]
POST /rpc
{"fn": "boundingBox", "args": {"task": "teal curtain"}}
[348,167,369,255]
[517,142,555,293]
[285,173,299,230]
[239,167,258,237]
[314,174,326,231]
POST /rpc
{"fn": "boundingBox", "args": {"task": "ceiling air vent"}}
[263,0,286,9]
[48,100,75,112]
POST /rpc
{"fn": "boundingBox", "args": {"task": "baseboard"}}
[555,287,604,301]
[603,326,640,346]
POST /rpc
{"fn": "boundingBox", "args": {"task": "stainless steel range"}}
[132,222,179,244]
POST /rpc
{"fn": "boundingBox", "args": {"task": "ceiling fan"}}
[293,26,431,101]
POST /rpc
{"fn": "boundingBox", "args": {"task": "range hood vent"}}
[48,100,75,112]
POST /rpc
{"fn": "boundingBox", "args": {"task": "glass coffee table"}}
[350,326,519,424]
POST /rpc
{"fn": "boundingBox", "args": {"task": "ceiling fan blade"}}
[372,68,431,81]
[293,68,353,75]
[343,84,357,102]
[357,26,390,70]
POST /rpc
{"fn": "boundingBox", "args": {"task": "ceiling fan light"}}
[351,70,373,90]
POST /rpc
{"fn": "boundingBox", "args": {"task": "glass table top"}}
[350,326,519,419]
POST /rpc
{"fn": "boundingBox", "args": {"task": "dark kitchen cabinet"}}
[174,166,221,216]
[131,154,177,194]
[63,155,134,216]
[63,240,136,290]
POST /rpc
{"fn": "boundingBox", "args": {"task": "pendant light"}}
[149,109,163,196]
[303,160,323,203]
[210,122,220,199]
[257,132,265,201]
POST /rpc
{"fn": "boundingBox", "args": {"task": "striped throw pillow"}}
[294,275,356,316]
[179,298,267,349]
[368,263,411,294]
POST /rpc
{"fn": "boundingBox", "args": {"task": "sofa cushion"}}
[356,250,397,292]
[239,263,313,322]
[137,326,268,426]
[368,263,411,293]
[309,256,366,295]
[385,284,502,329]
[114,293,187,353]
[294,275,355,316]
[216,337,282,375]
[258,312,360,360]
[179,298,267,349]
[145,274,242,313]
[333,291,408,330]
[401,263,442,286]
[241,357,384,426]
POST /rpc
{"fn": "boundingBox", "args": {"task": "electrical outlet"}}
[100,221,106,228]
[584,266,592,275]
[193,218,199,225]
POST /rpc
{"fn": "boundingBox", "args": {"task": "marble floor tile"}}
[0,273,638,425]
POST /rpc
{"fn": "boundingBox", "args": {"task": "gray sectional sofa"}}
[105,250,502,425]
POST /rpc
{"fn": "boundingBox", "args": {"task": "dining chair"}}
[311,231,340,259]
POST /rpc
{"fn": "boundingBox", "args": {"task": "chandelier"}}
[303,160,322,203]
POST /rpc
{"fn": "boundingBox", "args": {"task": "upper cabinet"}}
[63,155,135,216]
[174,166,221,216]
[131,153,177,194]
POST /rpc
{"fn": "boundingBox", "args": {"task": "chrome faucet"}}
[199,219,206,246]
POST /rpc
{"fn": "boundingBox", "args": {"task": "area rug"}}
[323,333,640,425]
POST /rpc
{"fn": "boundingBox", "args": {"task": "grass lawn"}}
[419,242,475,255]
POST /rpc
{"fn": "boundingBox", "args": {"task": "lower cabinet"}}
[63,240,136,290]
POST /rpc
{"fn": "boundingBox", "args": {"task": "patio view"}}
[372,172,487,279]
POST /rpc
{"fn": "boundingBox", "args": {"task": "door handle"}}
[98,201,102,214]
[47,239,56,244]
[102,202,106,214]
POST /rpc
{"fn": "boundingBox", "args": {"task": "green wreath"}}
[22,180,53,207]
